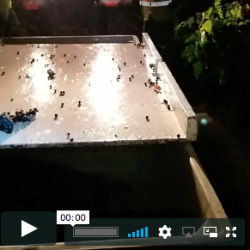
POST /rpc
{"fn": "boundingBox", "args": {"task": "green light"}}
[201,118,208,126]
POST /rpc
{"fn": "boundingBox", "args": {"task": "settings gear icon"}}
[159,225,172,239]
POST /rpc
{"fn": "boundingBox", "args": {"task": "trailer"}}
[0,33,227,247]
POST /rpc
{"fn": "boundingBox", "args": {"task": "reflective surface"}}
[0,42,184,147]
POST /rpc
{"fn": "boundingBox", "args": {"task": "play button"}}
[1,212,56,246]
[21,220,37,237]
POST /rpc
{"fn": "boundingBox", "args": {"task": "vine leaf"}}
[186,17,195,29]
[185,33,198,43]
[196,13,203,24]
[175,0,248,86]
[0,0,12,15]
[193,61,203,79]
[201,20,213,33]
[235,7,243,20]
[204,7,214,19]
[214,0,221,8]
[182,44,195,63]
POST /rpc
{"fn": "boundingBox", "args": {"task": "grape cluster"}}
[0,115,14,134]
[47,69,56,80]
[0,108,38,134]
[11,108,38,122]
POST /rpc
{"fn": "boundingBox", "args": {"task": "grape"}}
[0,115,14,134]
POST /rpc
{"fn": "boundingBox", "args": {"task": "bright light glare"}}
[25,50,52,104]
[86,50,124,125]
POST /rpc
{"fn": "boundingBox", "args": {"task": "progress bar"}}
[73,227,119,238]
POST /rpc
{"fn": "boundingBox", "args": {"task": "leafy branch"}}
[175,0,250,89]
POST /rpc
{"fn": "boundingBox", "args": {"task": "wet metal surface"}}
[158,62,197,141]
[0,35,195,148]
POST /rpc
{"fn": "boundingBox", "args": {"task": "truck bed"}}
[0,34,197,148]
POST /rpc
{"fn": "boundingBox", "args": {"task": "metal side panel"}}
[141,33,162,72]
[158,62,197,141]
[0,34,195,148]
[1,35,137,45]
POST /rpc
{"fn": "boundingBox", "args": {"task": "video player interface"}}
[0,211,245,247]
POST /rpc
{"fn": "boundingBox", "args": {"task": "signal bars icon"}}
[128,227,148,238]
[226,227,237,238]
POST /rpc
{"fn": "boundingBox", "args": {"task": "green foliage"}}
[175,0,250,86]
[0,0,26,37]
[0,0,11,17]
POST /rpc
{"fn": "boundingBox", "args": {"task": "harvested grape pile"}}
[0,108,38,134]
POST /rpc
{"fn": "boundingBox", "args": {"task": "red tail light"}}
[103,2,119,7]
[22,0,38,10]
